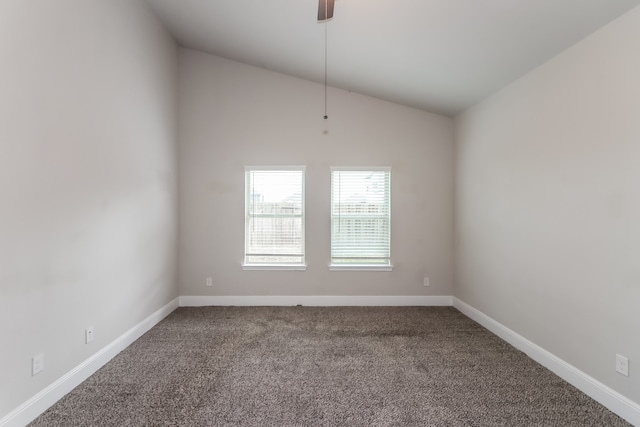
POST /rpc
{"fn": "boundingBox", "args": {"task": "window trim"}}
[242,264,307,271]
[328,264,393,272]
[329,166,392,271]
[242,166,306,270]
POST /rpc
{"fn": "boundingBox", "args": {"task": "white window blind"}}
[244,167,305,266]
[331,168,391,266]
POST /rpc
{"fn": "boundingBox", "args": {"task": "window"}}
[330,168,391,270]
[244,167,305,269]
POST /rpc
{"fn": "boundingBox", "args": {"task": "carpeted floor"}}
[30,306,630,426]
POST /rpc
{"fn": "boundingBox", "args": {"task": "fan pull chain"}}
[324,21,328,120]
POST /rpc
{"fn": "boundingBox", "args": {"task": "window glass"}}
[244,168,305,266]
[330,168,391,266]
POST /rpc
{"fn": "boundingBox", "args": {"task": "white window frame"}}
[329,167,392,271]
[243,166,306,271]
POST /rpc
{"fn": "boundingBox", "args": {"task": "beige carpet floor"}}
[30,306,630,426]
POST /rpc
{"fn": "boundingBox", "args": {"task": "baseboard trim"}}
[452,297,640,426]
[7,296,635,426]
[179,295,453,307]
[0,298,179,427]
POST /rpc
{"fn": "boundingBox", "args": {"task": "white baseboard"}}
[453,297,640,426]
[0,298,179,427]
[7,296,636,426]
[179,295,453,307]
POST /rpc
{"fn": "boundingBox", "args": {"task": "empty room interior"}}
[1,0,639,425]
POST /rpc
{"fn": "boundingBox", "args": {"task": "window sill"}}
[242,264,307,271]
[329,264,393,272]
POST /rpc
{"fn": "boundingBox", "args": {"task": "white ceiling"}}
[145,0,639,116]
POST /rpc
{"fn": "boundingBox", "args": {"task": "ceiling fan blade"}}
[317,0,334,21]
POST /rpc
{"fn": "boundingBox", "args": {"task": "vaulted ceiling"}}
[145,0,639,116]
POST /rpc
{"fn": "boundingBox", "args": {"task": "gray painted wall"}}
[177,49,455,298]
[0,0,178,418]
[455,6,640,404]
[3,0,639,420]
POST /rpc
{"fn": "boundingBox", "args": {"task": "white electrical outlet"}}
[206,277,213,287]
[85,327,94,344]
[616,354,629,377]
[32,354,44,376]
[423,277,430,287]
